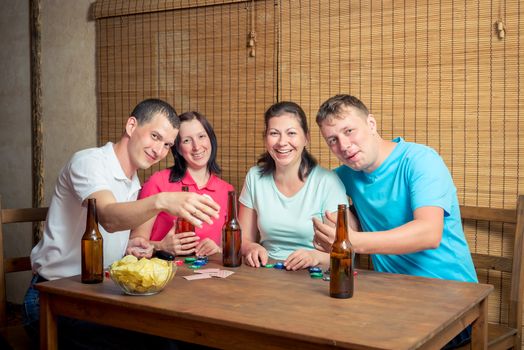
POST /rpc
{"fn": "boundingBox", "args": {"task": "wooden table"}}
[38,258,492,350]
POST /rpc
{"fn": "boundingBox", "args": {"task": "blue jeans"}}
[23,273,46,342]
[442,326,472,350]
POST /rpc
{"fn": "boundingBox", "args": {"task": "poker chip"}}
[273,262,285,269]
[184,257,197,263]
[310,272,323,279]
[193,260,207,266]
[264,264,274,268]
[175,260,184,266]
[308,266,322,273]
[188,264,201,269]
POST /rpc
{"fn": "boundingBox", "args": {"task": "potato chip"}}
[109,255,175,295]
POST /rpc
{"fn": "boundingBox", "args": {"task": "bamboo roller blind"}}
[94,0,523,342]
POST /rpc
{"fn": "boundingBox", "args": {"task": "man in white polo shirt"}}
[24,99,220,348]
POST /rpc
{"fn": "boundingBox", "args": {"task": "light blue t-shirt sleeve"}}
[239,166,257,209]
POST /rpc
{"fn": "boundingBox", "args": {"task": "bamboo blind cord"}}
[490,1,493,209]
[328,0,332,97]
[276,0,280,101]
[425,1,428,147]
[388,1,393,141]
[380,0,383,134]
[248,0,256,57]
[462,3,466,205]
[519,0,521,199]
[501,0,508,323]
[337,1,342,91]
[298,1,302,102]
[503,0,507,207]
[402,0,405,133]
[437,1,441,153]
[370,1,373,110]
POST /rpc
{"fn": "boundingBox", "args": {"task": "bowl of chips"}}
[109,255,176,295]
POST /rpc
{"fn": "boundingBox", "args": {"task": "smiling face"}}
[126,112,178,170]
[177,118,212,172]
[265,112,308,171]
[319,106,380,173]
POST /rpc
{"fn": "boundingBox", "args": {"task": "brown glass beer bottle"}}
[329,204,354,298]
[81,198,103,284]
[176,186,195,233]
[222,190,242,267]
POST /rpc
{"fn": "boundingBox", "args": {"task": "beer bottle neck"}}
[335,206,348,242]
[227,192,237,221]
[87,198,97,226]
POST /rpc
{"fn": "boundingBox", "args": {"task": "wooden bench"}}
[356,195,524,349]
[458,195,524,349]
[0,196,48,348]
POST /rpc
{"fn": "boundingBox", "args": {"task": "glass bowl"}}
[109,257,176,296]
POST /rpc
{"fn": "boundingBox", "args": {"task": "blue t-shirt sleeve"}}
[408,147,455,216]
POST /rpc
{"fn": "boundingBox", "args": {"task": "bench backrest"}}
[460,195,524,348]
[0,196,48,326]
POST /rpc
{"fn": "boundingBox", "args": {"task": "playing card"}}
[183,273,212,280]
[194,268,220,274]
[212,270,235,278]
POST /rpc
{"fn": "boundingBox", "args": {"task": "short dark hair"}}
[131,98,180,129]
[257,101,317,181]
[169,111,221,182]
[316,94,369,126]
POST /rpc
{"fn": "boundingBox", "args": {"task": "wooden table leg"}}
[470,297,488,350]
[39,292,57,350]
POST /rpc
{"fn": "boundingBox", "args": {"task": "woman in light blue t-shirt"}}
[239,101,348,270]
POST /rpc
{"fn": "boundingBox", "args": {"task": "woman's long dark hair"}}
[169,111,221,183]
[257,101,317,181]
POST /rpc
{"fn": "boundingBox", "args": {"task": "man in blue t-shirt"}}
[312,94,477,349]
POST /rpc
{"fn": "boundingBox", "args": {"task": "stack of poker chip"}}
[185,256,209,269]
[308,266,323,279]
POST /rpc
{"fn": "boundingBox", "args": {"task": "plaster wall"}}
[0,0,96,304]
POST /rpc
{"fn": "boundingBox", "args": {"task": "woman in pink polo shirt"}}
[130,111,234,256]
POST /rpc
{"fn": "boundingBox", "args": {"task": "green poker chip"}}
[310,272,324,278]
[264,264,274,268]
[184,257,197,263]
